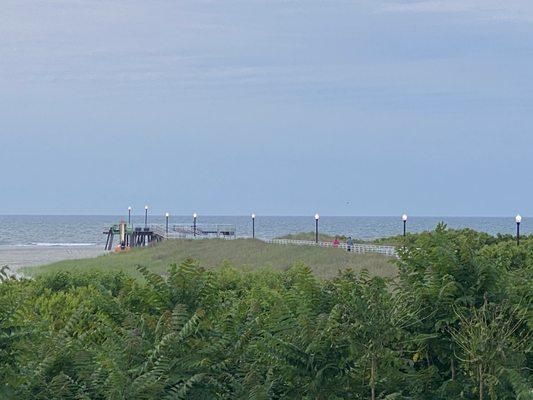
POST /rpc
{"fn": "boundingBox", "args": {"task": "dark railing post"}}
[193,213,197,237]
[144,206,148,228]
[165,213,169,236]
[516,215,522,246]
[252,214,255,238]
[315,214,319,244]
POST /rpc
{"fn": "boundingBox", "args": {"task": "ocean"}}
[0,215,529,247]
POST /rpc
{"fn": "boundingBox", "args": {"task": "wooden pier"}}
[103,222,236,250]
[103,225,164,251]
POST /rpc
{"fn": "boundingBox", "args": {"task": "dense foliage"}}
[1,225,531,399]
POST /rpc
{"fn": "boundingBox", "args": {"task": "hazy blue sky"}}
[1,0,532,216]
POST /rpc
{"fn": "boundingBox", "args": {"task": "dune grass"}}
[24,238,396,280]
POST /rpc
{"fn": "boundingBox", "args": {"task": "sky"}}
[0,0,532,216]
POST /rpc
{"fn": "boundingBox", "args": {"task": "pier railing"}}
[151,224,236,239]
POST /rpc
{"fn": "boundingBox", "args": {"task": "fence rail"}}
[262,238,397,257]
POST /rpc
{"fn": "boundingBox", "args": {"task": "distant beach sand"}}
[0,245,107,274]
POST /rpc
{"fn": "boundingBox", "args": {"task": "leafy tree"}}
[450,303,531,399]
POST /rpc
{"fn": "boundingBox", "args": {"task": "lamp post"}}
[165,212,170,236]
[144,205,148,228]
[193,213,197,237]
[251,213,256,238]
[315,214,320,244]
[516,214,522,246]
[402,214,408,237]
[128,206,132,225]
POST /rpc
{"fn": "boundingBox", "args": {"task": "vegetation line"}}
[1,224,531,398]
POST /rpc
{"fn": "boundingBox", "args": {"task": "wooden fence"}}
[262,238,397,257]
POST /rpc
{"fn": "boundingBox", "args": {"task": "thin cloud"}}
[379,0,533,22]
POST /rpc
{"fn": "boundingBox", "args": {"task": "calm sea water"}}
[0,215,529,247]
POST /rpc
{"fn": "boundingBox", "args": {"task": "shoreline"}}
[0,244,108,273]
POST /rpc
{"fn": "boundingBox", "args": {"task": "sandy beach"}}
[0,245,108,274]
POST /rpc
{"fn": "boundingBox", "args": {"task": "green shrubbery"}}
[1,225,531,399]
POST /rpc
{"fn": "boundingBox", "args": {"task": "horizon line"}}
[0,214,527,218]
